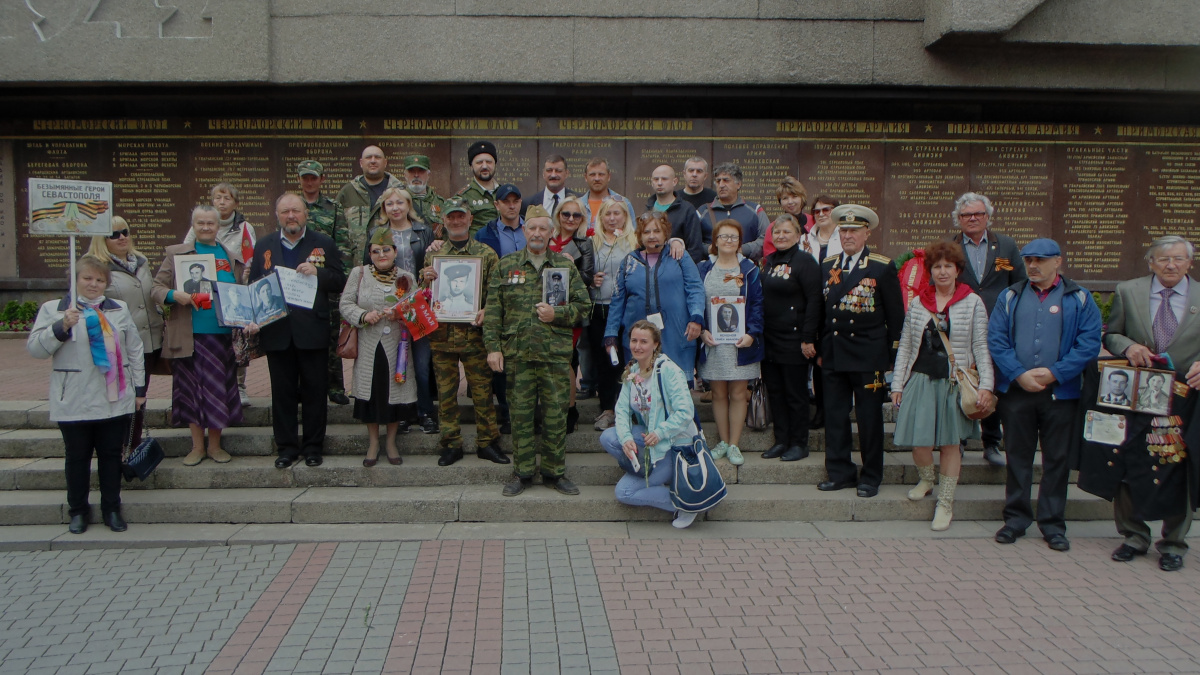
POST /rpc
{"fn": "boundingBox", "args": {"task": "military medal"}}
[307,248,326,267]
[1148,416,1187,464]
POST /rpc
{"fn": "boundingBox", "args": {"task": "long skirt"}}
[171,333,243,430]
[353,343,406,424]
[893,371,979,447]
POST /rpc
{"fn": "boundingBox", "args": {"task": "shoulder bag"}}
[745,378,772,430]
[336,268,365,359]
[937,329,993,420]
[121,404,164,482]
[657,368,727,513]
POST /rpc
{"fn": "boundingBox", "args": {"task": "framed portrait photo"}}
[1097,364,1136,411]
[709,295,746,345]
[1133,368,1173,416]
[430,256,483,322]
[542,268,571,307]
[174,253,217,295]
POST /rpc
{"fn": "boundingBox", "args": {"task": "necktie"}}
[551,193,559,215]
[1154,288,1178,352]
[843,255,853,271]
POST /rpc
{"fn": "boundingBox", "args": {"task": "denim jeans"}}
[600,426,675,512]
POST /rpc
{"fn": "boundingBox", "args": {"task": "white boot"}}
[931,474,958,531]
[907,464,937,500]
[672,511,697,529]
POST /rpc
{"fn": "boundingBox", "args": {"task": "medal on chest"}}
[770,264,791,280]
[1148,416,1187,465]
[838,278,876,313]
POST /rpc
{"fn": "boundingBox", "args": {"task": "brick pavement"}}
[2,535,1200,674]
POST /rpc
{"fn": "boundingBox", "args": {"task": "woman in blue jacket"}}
[599,320,703,529]
[603,211,705,379]
[696,220,764,466]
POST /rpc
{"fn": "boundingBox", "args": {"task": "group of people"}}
[26,141,1200,572]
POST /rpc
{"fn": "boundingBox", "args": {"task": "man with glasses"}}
[950,192,1026,467]
[1100,235,1200,571]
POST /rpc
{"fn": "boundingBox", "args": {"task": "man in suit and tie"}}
[817,204,904,498]
[950,192,1026,467]
[1104,235,1200,571]
[521,155,580,218]
[248,193,347,469]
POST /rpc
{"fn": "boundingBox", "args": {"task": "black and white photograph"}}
[709,295,746,345]
[1134,369,1173,416]
[542,268,570,307]
[251,273,288,324]
[431,256,482,322]
[216,273,288,328]
[174,253,217,295]
[1097,365,1136,410]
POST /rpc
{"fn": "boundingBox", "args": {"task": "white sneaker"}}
[239,386,251,407]
[593,410,615,431]
[672,511,697,529]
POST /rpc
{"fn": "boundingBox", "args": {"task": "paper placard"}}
[1083,410,1127,446]
[709,295,746,345]
[27,178,113,235]
[275,266,318,309]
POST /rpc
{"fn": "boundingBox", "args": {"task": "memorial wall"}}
[2,117,1199,290]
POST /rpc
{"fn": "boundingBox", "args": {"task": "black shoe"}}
[305,455,323,467]
[329,391,350,405]
[578,388,596,400]
[566,406,579,434]
[503,475,532,496]
[499,421,512,435]
[1160,553,1184,571]
[810,407,825,430]
[68,514,87,534]
[817,479,855,492]
[477,444,510,464]
[397,420,412,434]
[763,444,787,459]
[103,512,127,533]
[421,417,440,434]
[780,445,808,462]
[545,476,580,495]
[438,446,464,467]
[1045,534,1070,552]
[995,526,1025,544]
[856,484,879,498]
[275,456,296,469]
[1111,544,1147,562]
[983,444,1005,467]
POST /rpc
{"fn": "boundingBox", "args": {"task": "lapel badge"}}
[1191,306,1198,314]
[1049,305,1060,314]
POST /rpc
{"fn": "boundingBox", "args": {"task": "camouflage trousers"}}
[432,348,498,450]
[327,294,345,394]
[509,360,571,479]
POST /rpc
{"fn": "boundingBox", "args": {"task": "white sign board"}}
[27,178,113,235]
[276,265,318,309]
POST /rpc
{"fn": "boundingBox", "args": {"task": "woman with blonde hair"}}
[550,196,596,432]
[87,215,164,381]
[589,199,640,430]
[364,186,438,433]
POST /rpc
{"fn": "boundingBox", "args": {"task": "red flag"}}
[240,224,254,264]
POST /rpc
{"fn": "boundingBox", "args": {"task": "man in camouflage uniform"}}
[421,197,507,466]
[484,205,591,496]
[298,159,352,405]
[456,140,500,236]
[336,145,404,264]
[403,154,445,232]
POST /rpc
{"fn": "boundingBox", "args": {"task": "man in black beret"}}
[456,140,500,235]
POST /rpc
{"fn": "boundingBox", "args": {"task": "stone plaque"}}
[279,136,364,201]
[627,140,713,207]
[798,140,885,212]
[1054,144,1138,282]
[190,136,278,234]
[0,141,14,276]
[882,142,970,258]
[450,119,538,197]
[712,140,799,211]
[107,138,192,256]
[1139,145,1200,246]
[16,139,102,278]
[970,143,1054,244]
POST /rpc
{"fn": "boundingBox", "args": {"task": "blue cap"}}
[1020,238,1062,258]
[495,183,521,201]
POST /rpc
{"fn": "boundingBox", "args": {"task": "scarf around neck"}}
[918,281,973,314]
[78,296,126,402]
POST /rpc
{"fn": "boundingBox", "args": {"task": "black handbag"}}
[121,405,164,482]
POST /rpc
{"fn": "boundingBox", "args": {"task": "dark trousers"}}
[1114,483,1192,556]
[587,304,623,411]
[59,415,128,517]
[980,410,1003,446]
[997,387,1076,537]
[763,360,810,447]
[811,363,824,412]
[823,370,885,488]
[493,372,510,425]
[266,344,329,459]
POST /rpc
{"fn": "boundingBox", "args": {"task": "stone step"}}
[0,422,925,458]
[0,451,1029,491]
[0,396,895,430]
[0,484,1109,526]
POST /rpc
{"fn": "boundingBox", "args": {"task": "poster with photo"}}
[174,253,217,295]
[709,295,745,345]
[431,256,482,322]
[214,272,288,328]
[542,268,570,307]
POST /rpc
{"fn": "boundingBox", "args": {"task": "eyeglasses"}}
[958,211,987,220]
[716,234,740,242]
[560,212,584,221]
[812,206,832,215]
[108,229,130,240]
[1154,256,1190,265]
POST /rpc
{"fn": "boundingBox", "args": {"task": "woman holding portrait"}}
[891,241,993,531]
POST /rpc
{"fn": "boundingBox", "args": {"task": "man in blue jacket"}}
[988,238,1102,552]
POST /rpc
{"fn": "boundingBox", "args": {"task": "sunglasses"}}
[559,212,584,221]
[108,229,130,240]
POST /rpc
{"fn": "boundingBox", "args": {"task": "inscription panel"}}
[882,142,970,258]
[1054,144,1138,280]
[970,143,1054,244]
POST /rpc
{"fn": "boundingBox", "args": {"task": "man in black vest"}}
[247,193,347,469]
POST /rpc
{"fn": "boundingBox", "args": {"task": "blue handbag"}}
[656,370,727,513]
